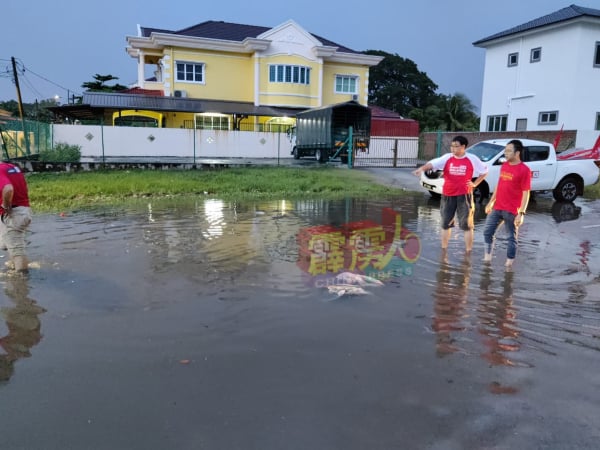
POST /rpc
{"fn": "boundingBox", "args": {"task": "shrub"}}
[38,142,81,163]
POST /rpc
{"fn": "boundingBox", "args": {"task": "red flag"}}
[552,124,564,150]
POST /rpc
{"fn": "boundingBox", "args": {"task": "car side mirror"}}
[496,156,507,164]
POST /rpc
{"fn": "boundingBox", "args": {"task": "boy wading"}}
[413,136,488,252]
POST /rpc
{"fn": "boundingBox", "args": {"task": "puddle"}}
[1,193,599,448]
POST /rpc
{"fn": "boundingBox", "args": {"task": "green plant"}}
[38,142,81,163]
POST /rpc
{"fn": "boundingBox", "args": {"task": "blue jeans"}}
[483,209,518,259]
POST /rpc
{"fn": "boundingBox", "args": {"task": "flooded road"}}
[1,192,599,449]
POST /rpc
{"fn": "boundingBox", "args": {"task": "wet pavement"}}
[0,173,599,449]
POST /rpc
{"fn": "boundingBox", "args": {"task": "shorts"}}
[440,194,474,231]
[0,207,32,257]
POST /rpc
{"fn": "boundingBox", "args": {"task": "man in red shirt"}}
[0,162,32,273]
[483,140,531,268]
[413,136,488,252]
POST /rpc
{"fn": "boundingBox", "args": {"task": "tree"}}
[437,93,479,131]
[366,50,480,131]
[0,99,56,123]
[365,50,439,117]
[81,74,127,92]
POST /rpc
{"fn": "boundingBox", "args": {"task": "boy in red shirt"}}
[483,140,531,267]
[0,162,32,273]
[414,136,488,252]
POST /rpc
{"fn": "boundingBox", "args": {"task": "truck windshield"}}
[467,142,504,162]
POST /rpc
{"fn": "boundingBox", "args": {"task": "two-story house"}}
[53,19,382,130]
[474,4,600,134]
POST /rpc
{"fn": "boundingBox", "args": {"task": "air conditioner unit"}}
[174,90,187,98]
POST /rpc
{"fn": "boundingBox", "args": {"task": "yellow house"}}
[119,19,382,129]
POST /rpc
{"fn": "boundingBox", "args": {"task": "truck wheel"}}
[315,149,325,163]
[553,177,580,202]
[293,147,300,159]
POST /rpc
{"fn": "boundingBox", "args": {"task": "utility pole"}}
[11,56,30,156]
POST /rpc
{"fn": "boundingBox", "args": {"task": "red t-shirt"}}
[0,163,30,212]
[494,162,531,215]
[430,153,488,196]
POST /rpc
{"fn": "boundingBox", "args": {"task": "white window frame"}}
[194,113,230,130]
[594,42,600,68]
[487,115,507,131]
[530,47,542,63]
[268,65,311,85]
[538,111,558,125]
[176,61,205,84]
[508,52,519,67]
[335,75,358,94]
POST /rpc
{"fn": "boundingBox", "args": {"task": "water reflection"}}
[477,267,520,366]
[0,275,45,382]
[431,252,471,357]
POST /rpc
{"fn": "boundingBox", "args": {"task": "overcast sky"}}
[1,0,595,111]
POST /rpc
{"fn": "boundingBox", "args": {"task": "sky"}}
[1,0,597,112]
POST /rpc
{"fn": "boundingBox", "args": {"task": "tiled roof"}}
[141,20,359,54]
[473,4,600,45]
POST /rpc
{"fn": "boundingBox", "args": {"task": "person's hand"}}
[412,168,422,177]
[514,212,524,227]
[485,203,493,214]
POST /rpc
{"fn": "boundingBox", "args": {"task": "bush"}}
[38,142,81,163]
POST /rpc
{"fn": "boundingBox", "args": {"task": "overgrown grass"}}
[584,180,600,199]
[27,167,404,212]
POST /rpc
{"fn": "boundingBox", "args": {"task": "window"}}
[269,65,311,85]
[176,62,204,83]
[595,112,600,130]
[195,114,229,130]
[516,118,527,131]
[335,75,358,94]
[508,52,519,67]
[523,146,550,162]
[487,115,507,131]
[538,111,558,125]
[595,42,600,67]
[530,47,542,63]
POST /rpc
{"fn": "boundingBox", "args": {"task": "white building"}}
[474,4,600,134]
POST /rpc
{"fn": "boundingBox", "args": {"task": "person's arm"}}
[468,172,487,190]
[485,189,497,214]
[412,161,433,177]
[2,184,14,215]
[412,154,448,177]
[514,190,530,226]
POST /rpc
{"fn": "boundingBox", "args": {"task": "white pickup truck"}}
[419,138,600,202]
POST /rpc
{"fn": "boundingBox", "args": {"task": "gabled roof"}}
[473,4,600,46]
[140,20,360,54]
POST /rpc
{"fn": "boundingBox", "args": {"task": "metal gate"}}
[351,136,420,168]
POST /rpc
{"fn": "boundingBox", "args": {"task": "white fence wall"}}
[52,124,295,159]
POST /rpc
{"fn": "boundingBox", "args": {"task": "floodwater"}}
[0,192,599,449]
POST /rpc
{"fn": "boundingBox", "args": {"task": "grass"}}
[584,180,600,199]
[26,166,405,212]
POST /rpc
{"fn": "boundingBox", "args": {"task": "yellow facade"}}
[125,19,383,128]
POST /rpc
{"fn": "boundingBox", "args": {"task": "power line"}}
[24,65,82,96]
[0,56,82,97]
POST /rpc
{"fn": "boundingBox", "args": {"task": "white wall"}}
[52,124,295,159]
[479,22,600,132]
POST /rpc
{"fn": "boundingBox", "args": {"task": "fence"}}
[0,120,52,159]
